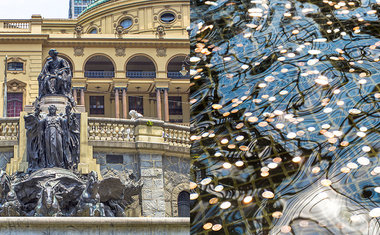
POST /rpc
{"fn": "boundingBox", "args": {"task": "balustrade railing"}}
[167,72,190,79]
[0,118,19,142]
[3,21,29,29]
[0,117,190,149]
[163,123,191,147]
[88,117,136,142]
[126,71,156,78]
[84,71,115,78]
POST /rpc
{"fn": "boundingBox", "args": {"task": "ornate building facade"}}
[0,0,190,124]
[0,0,190,225]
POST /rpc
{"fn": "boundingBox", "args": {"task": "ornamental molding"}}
[7,79,27,92]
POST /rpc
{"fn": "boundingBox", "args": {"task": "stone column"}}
[80,88,85,106]
[156,88,162,120]
[73,88,77,104]
[163,88,169,122]
[122,88,127,119]
[115,88,120,118]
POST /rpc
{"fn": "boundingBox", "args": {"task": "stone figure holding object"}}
[38,49,73,102]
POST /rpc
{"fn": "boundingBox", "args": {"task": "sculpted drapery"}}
[25,105,79,170]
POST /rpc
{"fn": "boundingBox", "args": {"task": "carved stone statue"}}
[25,104,79,171]
[38,49,73,102]
[129,110,143,120]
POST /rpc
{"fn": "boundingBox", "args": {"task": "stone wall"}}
[163,156,190,216]
[93,152,140,178]
[0,152,13,171]
[139,154,166,217]
[92,152,190,217]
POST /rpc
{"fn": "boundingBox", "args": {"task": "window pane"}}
[7,93,23,117]
[160,13,175,23]
[120,18,132,29]
[128,96,143,115]
[7,62,23,71]
[169,96,182,115]
[89,28,97,34]
[178,191,190,217]
[89,96,104,115]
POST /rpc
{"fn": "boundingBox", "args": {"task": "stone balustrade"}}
[0,117,19,145]
[0,20,31,33]
[163,123,191,148]
[88,117,136,142]
[88,117,190,150]
[0,117,190,150]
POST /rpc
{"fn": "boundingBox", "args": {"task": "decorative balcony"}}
[85,71,115,78]
[126,71,156,78]
[167,72,190,79]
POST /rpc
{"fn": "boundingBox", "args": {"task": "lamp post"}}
[3,55,7,117]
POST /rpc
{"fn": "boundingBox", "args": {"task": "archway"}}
[126,55,156,78]
[84,55,115,78]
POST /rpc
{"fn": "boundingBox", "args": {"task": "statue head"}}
[48,49,58,58]
[48,105,58,115]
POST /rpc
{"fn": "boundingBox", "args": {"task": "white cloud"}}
[0,0,68,19]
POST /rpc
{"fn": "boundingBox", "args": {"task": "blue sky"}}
[0,0,69,19]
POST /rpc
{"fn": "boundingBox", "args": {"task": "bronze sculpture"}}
[25,104,79,170]
[0,49,143,217]
[38,49,73,102]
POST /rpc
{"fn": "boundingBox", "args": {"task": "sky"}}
[0,0,69,19]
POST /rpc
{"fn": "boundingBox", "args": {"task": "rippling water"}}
[190,0,380,234]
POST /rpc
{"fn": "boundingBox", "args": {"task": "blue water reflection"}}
[190,0,380,234]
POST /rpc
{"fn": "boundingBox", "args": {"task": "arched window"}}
[85,55,115,78]
[167,56,189,79]
[89,28,98,34]
[126,56,156,78]
[177,191,190,217]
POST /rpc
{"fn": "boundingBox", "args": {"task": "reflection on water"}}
[190,0,380,234]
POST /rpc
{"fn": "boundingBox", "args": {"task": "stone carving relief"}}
[115,47,126,57]
[75,25,83,38]
[156,47,167,57]
[74,47,84,57]
[156,25,166,39]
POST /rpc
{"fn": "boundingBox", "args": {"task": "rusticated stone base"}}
[0,217,189,235]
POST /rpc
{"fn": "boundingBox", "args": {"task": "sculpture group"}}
[0,49,142,217]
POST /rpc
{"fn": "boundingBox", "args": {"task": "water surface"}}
[190,0,380,234]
